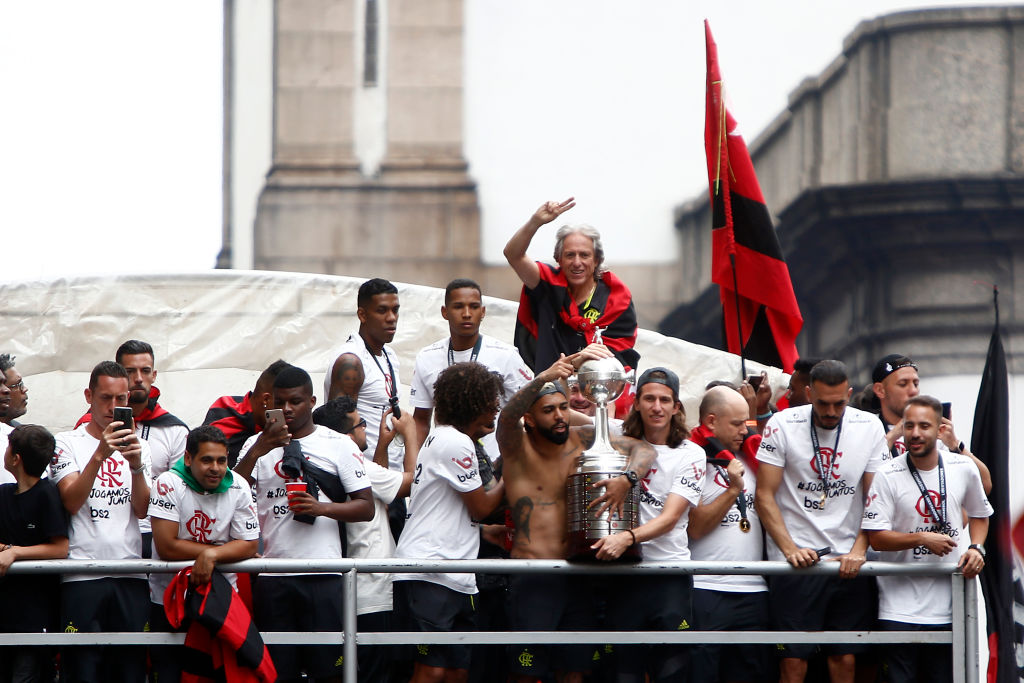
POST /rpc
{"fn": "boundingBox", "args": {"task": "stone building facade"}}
[218,0,679,328]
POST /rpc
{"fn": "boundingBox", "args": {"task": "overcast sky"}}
[0,0,1004,281]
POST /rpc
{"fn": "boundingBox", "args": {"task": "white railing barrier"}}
[0,559,977,683]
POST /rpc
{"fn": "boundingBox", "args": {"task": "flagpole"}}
[993,284,999,327]
[729,253,746,377]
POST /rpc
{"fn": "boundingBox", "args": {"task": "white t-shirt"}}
[238,425,369,574]
[691,454,767,592]
[148,469,260,604]
[636,440,705,562]
[862,452,992,624]
[756,405,887,559]
[51,424,153,582]
[409,334,533,461]
[395,424,482,594]
[136,421,187,534]
[0,423,15,486]
[140,422,188,480]
[346,456,404,615]
[325,335,403,470]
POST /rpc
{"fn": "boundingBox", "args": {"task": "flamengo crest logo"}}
[640,468,657,492]
[809,447,842,480]
[274,457,307,479]
[915,491,942,522]
[186,510,215,543]
[894,440,907,455]
[97,458,123,488]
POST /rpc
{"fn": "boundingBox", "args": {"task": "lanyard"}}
[448,336,483,366]
[906,454,948,533]
[809,416,843,508]
[363,338,397,400]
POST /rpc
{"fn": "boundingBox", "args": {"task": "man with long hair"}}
[592,367,705,683]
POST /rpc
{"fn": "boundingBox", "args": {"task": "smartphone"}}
[388,395,402,420]
[113,406,134,431]
[814,546,833,558]
[265,409,285,426]
[941,402,951,420]
[747,375,763,391]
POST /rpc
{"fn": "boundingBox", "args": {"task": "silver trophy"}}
[566,331,641,560]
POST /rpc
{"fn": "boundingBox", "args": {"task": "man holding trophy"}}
[497,346,655,683]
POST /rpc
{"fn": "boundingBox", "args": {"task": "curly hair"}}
[621,392,689,448]
[434,362,502,431]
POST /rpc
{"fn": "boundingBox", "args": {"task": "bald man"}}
[687,386,774,683]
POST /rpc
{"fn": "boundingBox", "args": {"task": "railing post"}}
[964,574,979,683]
[344,568,358,683]
[952,571,965,683]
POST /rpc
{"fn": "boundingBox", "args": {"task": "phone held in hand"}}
[747,375,763,391]
[113,406,134,431]
[265,409,285,426]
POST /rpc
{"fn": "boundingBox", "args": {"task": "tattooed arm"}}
[587,432,658,520]
[496,355,575,463]
[327,352,365,401]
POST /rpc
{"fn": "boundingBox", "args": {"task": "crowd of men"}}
[0,202,995,683]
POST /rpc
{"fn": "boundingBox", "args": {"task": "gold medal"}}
[739,518,751,533]
[819,492,826,509]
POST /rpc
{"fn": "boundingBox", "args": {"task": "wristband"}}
[756,411,773,420]
[627,529,637,546]
[131,465,146,474]
[957,441,966,454]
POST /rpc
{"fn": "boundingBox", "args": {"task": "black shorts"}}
[59,578,149,683]
[768,574,876,659]
[252,574,344,680]
[604,574,693,678]
[878,620,953,683]
[506,574,597,677]
[393,580,476,670]
[690,588,775,683]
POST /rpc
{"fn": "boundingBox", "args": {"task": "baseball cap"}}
[636,367,680,399]
[872,354,918,384]
[532,381,568,405]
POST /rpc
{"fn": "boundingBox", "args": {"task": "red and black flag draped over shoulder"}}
[969,287,1024,683]
[202,392,258,467]
[514,262,640,372]
[704,21,802,372]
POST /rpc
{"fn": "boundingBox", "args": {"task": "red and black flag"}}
[704,21,802,372]
[969,287,1024,683]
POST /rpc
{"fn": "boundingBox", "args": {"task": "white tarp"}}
[0,270,788,432]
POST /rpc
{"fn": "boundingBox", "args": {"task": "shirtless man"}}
[497,349,656,683]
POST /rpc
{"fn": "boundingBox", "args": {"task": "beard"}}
[536,422,569,445]
[129,388,149,405]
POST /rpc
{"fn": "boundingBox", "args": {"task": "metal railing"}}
[0,558,978,683]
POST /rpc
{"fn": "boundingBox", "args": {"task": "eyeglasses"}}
[7,380,23,392]
[346,418,367,433]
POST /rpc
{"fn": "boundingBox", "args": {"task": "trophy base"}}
[568,529,643,562]
[566,470,642,562]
